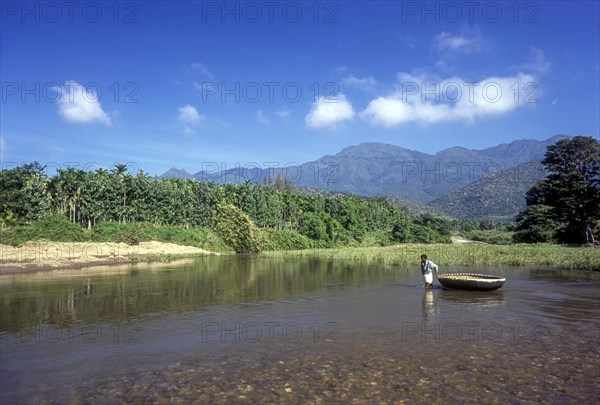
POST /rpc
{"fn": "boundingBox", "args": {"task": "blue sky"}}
[1,1,599,175]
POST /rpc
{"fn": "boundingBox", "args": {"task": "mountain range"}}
[161,135,566,220]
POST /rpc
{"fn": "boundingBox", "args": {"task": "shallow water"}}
[1,256,599,403]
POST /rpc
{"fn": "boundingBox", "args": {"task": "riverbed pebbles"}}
[66,337,600,404]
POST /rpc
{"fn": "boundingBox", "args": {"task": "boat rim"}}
[437,273,506,281]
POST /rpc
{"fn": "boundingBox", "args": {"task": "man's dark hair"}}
[421,254,427,260]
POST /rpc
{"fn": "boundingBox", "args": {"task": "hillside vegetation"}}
[429,161,546,220]
[0,163,454,253]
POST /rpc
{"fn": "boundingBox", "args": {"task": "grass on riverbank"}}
[463,230,514,244]
[2,217,598,270]
[0,216,315,254]
[0,217,233,253]
[261,243,600,271]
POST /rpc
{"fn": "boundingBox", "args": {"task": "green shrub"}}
[392,222,411,242]
[28,215,88,242]
[153,226,179,243]
[212,203,260,253]
[190,227,233,253]
[408,224,448,243]
[392,222,451,243]
[359,230,394,247]
[258,229,314,250]
[298,212,328,241]
[0,215,88,245]
[465,230,513,244]
[154,226,232,252]
[91,222,154,245]
[0,226,30,246]
[513,205,559,243]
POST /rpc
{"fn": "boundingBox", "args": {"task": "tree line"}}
[0,163,453,252]
[6,137,591,251]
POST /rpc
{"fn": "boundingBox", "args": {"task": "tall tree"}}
[0,162,47,224]
[517,136,600,244]
[275,173,285,192]
[112,164,130,224]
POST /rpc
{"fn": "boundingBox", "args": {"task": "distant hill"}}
[160,167,193,179]
[162,135,565,206]
[298,135,563,202]
[429,161,547,221]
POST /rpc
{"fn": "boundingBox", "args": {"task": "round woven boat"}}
[437,273,506,291]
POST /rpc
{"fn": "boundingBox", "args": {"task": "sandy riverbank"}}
[0,241,219,275]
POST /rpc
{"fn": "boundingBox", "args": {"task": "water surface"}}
[1,256,599,403]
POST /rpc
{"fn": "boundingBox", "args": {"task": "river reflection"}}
[0,256,399,332]
[438,289,506,306]
[1,257,599,403]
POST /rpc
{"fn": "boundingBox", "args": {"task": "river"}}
[1,255,599,403]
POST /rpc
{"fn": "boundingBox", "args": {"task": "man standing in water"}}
[420,254,439,288]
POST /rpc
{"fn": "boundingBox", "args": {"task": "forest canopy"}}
[0,163,453,252]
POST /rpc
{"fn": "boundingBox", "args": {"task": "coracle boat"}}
[437,273,506,291]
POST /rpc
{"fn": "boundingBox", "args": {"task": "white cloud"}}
[360,72,537,127]
[254,108,291,124]
[434,26,486,55]
[359,97,414,127]
[178,104,205,136]
[190,62,214,79]
[55,81,111,125]
[305,94,355,130]
[178,104,203,124]
[341,75,379,93]
[513,47,551,74]
[275,107,291,119]
[256,110,270,125]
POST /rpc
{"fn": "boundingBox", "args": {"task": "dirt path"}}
[451,236,481,244]
[0,241,219,275]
